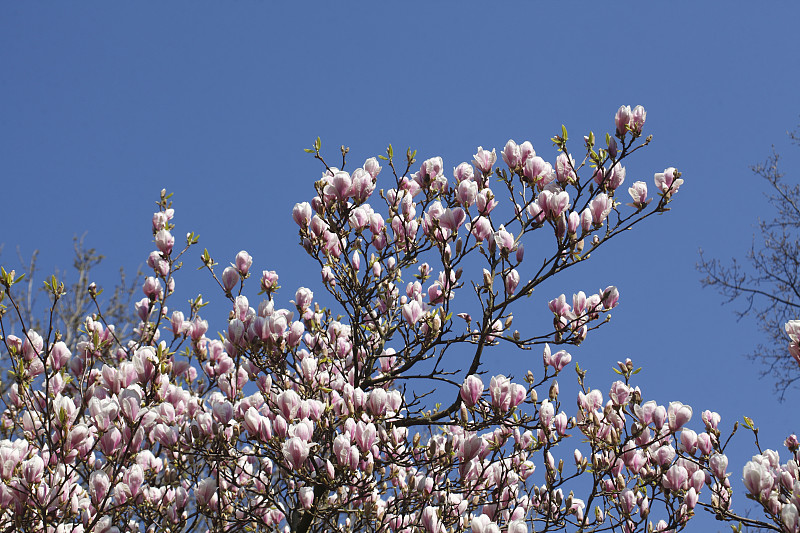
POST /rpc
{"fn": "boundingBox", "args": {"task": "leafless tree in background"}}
[0,235,140,394]
[698,125,800,400]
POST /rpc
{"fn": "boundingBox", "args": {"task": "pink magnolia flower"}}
[333,433,355,469]
[493,225,515,253]
[460,375,484,407]
[523,156,554,187]
[654,167,683,197]
[627,181,650,209]
[502,139,521,168]
[663,464,688,490]
[453,162,474,182]
[155,229,174,255]
[53,394,78,428]
[277,389,302,420]
[543,344,572,371]
[327,171,352,201]
[507,520,528,533]
[146,250,165,275]
[684,487,698,510]
[692,431,711,455]
[473,146,497,174]
[283,437,311,470]
[554,412,568,436]
[402,300,423,326]
[90,470,110,504]
[299,486,314,510]
[456,179,478,206]
[539,189,570,219]
[351,167,376,202]
[785,320,800,340]
[471,515,500,533]
[519,141,535,164]
[743,459,773,499]
[782,503,799,532]
[652,404,668,429]
[567,211,580,235]
[438,207,466,233]
[421,156,443,180]
[221,267,239,293]
[234,250,252,276]
[634,400,658,425]
[88,397,120,432]
[460,435,484,463]
[601,286,620,309]
[504,269,521,295]
[609,381,631,406]
[142,276,163,300]
[489,375,525,412]
[196,477,218,509]
[667,401,693,431]
[152,211,169,231]
[578,389,603,411]
[555,153,576,184]
[589,193,613,226]
[48,341,71,371]
[470,217,493,242]
[680,429,699,455]
[607,165,626,190]
[293,201,312,227]
[526,200,545,224]
[476,188,497,214]
[261,270,279,294]
[21,455,44,485]
[367,388,388,416]
[421,506,442,533]
[631,105,646,135]
[364,157,382,179]
[619,488,637,515]
[580,208,592,233]
[615,105,632,137]
[709,453,729,479]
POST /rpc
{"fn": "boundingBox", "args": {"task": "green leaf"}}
[561,124,568,140]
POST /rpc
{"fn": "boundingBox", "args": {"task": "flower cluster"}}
[742,437,800,532]
[0,108,793,533]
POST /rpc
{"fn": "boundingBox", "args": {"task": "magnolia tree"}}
[0,107,798,533]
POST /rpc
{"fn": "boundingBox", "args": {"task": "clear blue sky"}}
[2,3,799,529]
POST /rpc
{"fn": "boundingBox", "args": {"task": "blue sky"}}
[2,2,799,529]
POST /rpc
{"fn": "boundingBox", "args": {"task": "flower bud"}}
[460,375,484,407]
[221,267,239,293]
[631,105,646,135]
[234,251,253,276]
[155,229,174,255]
[615,105,632,137]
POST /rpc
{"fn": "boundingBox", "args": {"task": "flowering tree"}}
[0,107,797,532]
